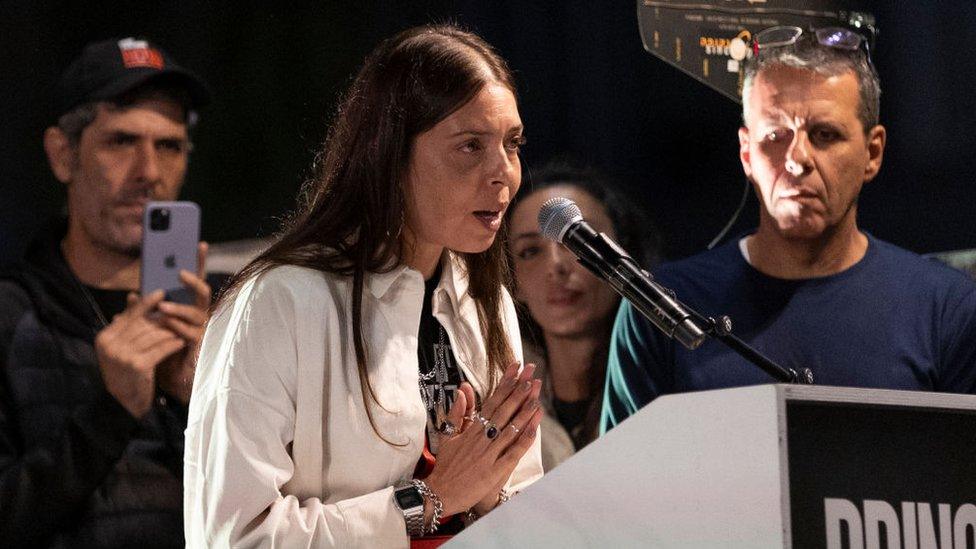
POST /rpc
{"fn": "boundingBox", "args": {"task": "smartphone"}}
[141,201,201,304]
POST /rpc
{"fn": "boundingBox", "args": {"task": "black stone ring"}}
[437,420,457,437]
[474,413,498,440]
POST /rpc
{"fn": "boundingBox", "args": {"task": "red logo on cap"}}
[117,38,164,70]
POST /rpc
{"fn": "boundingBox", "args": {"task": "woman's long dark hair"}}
[216,25,518,444]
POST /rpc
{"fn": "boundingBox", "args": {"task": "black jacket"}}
[0,222,187,548]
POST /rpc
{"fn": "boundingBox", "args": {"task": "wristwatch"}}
[393,481,426,536]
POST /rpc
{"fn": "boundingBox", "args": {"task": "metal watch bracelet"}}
[393,481,426,536]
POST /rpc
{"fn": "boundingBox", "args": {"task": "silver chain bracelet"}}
[412,479,444,534]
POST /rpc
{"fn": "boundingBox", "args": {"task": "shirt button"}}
[157,395,168,406]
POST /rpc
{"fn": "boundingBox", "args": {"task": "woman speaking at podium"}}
[184,25,543,548]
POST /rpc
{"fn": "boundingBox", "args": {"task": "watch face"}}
[396,487,424,509]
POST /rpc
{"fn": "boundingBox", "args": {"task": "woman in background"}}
[507,163,659,470]
[185,25,543,548]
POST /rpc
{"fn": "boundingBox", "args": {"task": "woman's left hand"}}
[456,364,540,516]
[423,362,542,518]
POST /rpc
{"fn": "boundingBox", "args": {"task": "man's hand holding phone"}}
[155,242,211,405]
[95,290,186,418]
[94,197,213,418]
[94,243,210,418]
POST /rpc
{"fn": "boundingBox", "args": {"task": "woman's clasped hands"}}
[423,362,543,521]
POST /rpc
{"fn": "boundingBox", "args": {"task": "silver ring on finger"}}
[508,423,521,435]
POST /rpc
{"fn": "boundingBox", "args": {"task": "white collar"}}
[366,251,471,308]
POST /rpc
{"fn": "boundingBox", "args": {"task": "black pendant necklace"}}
[419,324,456,413]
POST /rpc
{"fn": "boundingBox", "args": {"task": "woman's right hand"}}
[423,362,543,517]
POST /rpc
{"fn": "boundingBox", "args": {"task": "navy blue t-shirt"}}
[601,234,976,431]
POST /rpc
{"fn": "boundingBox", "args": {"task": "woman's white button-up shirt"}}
[184,253,543,548]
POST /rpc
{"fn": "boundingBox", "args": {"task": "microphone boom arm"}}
[684,309,814,385]
[569,228,813,385]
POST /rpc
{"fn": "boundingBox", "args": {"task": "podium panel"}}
[447,385,976,548]
[786,393,976,548]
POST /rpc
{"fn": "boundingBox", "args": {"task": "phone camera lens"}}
[150,208,171,231]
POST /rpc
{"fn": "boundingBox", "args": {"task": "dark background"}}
[2,1,975,266]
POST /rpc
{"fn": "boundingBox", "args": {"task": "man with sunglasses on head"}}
[602,26,976,431]
[0,38,212,547]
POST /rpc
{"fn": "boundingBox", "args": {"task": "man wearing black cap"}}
[0,37,212,547]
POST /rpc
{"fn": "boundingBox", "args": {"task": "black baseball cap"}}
[57,37,211,116]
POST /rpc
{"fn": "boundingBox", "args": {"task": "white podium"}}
[447,384,976,548]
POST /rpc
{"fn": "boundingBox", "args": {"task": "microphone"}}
[538,197,706,350]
